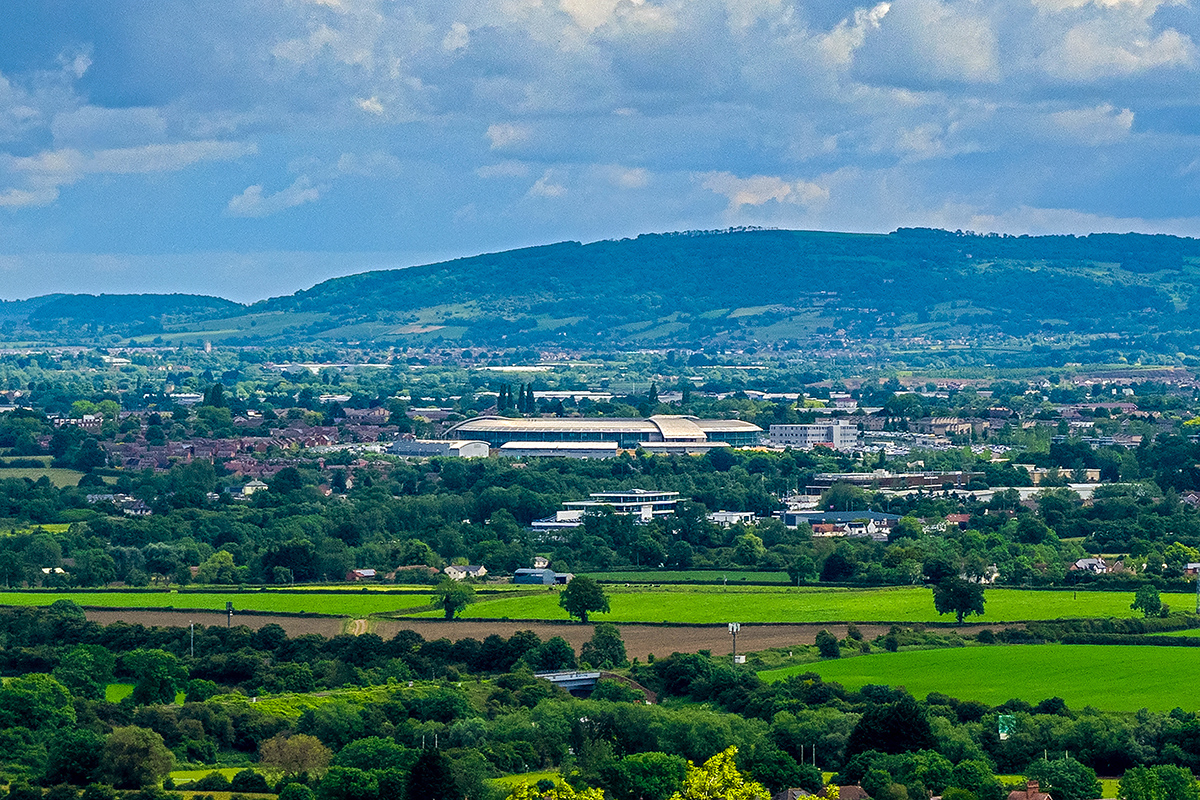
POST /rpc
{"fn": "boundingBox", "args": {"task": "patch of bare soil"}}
[372,620,1009,659]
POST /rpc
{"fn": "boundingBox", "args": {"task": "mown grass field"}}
[0,590,434,617]
[760,645,1200,712]
[415,586,1191,625]
[587,570,791,584]
[0,467,89,487]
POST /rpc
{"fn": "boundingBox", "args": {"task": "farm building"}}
[513,568,573,585]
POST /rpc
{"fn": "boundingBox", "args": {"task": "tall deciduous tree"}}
[100,726,173,788]
[559,576,610,623]
[405,749,461,800]
[580,623,627,669]
[669,746,769,800]
[932,577,986,624]
[125,648,188,705]
[1131,585,1163,618]
[259,733,333,780]
[434,578,476,620]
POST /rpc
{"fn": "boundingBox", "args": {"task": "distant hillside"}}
[10,294,245,338]
[6,228,1200,352]
[242,227,1200,350]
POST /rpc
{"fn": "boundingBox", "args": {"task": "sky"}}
[4,0,1200,303]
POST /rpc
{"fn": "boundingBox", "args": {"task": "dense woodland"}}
[1,601,1198,800]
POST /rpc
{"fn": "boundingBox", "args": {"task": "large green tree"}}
[1131,585,1163,618]
[580,623,628,669]
[100,726,174,788]
[559,576,610,623]
[433,578,476,620]
[1119,765,1200,800]
[125,648,188,705]
[1025,758,1101,800]
[932,577,986,624]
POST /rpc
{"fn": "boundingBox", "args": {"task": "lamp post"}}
[728,622,740,662]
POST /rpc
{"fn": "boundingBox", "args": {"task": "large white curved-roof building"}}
[445,414,763,449]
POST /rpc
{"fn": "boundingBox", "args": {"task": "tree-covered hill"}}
[7,227,1200,349]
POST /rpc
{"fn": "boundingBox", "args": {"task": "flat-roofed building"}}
[447,414,762,448]
[563,489,679,522]
[769,420,859,451]
[389,439,489,458]
[498,441,618,459]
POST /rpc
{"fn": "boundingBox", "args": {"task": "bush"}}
[277,785,315,800]
[815,630,840,659]
[976,629,996,644]
[230,771,270,794]
[190,774,231,792]
[591,679,645,703]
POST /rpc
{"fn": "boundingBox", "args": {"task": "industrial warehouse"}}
[444,414,763,454]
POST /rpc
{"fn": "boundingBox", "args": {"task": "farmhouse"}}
[1007,780,1052,800]
[444,564,487,581]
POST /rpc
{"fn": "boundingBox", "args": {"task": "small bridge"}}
[535,670,602,694]
[534,670,657,703]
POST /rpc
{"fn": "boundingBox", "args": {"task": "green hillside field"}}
[759,644,1200,712]
[0,590,433,617]
[411,586,1189,625]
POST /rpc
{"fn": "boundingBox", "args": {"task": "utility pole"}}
[728,622,740,662]
[190,622,194,659]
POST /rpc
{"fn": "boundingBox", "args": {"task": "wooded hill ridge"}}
[7,227,1200,350]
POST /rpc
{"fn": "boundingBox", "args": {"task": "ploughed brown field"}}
[84,609,1004,659]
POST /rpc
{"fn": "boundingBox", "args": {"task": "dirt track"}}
[84,608,1005,659]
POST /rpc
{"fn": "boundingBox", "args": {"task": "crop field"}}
[0,590,435,617]
[415,586,1192,625]
[760,645,1200,712]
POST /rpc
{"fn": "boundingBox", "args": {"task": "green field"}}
[414,586,1191,625]
[0,467,90,487]
[760,645,1200,712]
[587,570,791,584]
[0,590,435,617]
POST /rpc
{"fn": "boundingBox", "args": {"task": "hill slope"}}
[6,228,1200,351]
[244,227,1200,349]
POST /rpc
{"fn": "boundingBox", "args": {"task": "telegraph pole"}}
[728,622,740,662]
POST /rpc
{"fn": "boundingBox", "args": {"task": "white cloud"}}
[527,170,567,198]
[1049,103,1135,145]
[700,172,829,211]
[854,0,1001,85]
[486,123,531,149]
[1043,20,1196,79]
[226,176,321,217]
[607,166,648,189]
[476,160,529,178]
[51,105,168,148]
[357,96,385,115]
[819,3,891,67]
[336,150,403,176]
[1,140,256,208]
[442,22,470,51]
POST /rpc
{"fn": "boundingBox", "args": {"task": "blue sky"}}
[3,0,1200,302]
